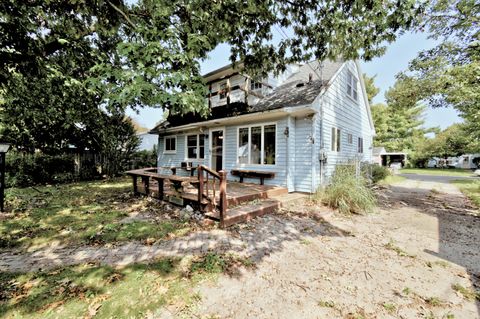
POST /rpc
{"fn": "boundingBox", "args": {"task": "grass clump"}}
[451,179,480,210]
[318,300,335,308]
[385,239,415,258]
[452,283,480,301]
[317,165,376,214]
[382,302,396,313]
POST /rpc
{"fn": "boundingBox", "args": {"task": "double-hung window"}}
[186,134,205,159]
[347,72,358,101]
[358,137,364,154]
[347,133,353,144]
[237,124,276,165]
[164,136,177,154]
[331,127,341,152]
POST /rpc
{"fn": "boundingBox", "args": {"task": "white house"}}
[136,132,158,151]
[150,60,375,193]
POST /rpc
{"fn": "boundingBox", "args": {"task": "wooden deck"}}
[126,167,297,227]
[136,179,288,207]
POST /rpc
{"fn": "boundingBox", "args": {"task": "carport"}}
[381,152,407,167]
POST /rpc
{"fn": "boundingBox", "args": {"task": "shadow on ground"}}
[379,183,480,315]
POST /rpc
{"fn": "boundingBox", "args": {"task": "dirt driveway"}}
[194,175,480,319]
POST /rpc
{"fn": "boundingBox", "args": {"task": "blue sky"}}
[127,31,461,130]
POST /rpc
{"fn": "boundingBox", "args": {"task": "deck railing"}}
[198,165,227,227]
[126,166,228,228]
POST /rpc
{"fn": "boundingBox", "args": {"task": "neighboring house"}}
[137,132,158,151]
[150,60,375,193]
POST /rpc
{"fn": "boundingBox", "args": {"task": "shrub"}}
[5,151,101,187]
[362,164,391,184]
[320,165,376,214]
[130,149,157,169]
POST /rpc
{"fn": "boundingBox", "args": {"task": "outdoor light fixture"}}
[0,142,10,212]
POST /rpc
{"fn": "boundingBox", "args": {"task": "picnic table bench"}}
[230,169,275,185]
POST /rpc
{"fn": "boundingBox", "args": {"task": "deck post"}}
[219,170,227,228]
[142,176,150,195]
[132,175,138,195]
[198,166,204,207]
[156,177,164,200]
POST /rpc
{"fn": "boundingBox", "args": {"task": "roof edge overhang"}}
[152,105,315,134]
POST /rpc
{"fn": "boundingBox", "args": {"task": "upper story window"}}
[331,127,341,152]
[186,134,205,159]
[347,71,358,101]
[164,136,176,154]
[250,81,262,91]
[238,124,276,165]
[219,82,227,99]
[347,133,353,144]
[358,137,364,153]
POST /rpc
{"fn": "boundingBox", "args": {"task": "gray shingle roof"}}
[151,60,344,132]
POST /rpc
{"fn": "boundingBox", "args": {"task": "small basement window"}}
[164,136,176,154]
[347,71,358,101]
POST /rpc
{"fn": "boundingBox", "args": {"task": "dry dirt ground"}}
[194,175,480,319]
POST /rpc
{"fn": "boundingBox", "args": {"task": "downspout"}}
[319,100,325,187]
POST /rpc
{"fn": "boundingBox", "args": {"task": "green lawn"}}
[0,253,253,318]
[1,178,192,250]
[451,179,480,209]
[0,179,256,318]
[400,168,475,177]
[378,175,406,185]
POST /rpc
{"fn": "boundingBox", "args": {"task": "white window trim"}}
[209,127,226,170]
[358,137,364,154]
[236,122,277,167]
[346,71,359,102]
[331,127,341,152]
[163,135,177,154]
[185,133,205,160]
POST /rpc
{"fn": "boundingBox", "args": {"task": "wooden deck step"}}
[227,186,288,206]
[205,199,281,227]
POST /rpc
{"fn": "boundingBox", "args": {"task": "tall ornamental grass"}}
[319,165,377,214]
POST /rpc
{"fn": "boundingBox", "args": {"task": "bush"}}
[362,164,391,184]
[5,151,101,187]
[319,165,376,214]
[130,149,157,169]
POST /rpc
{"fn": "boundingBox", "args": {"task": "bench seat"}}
[230,169,275,185]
